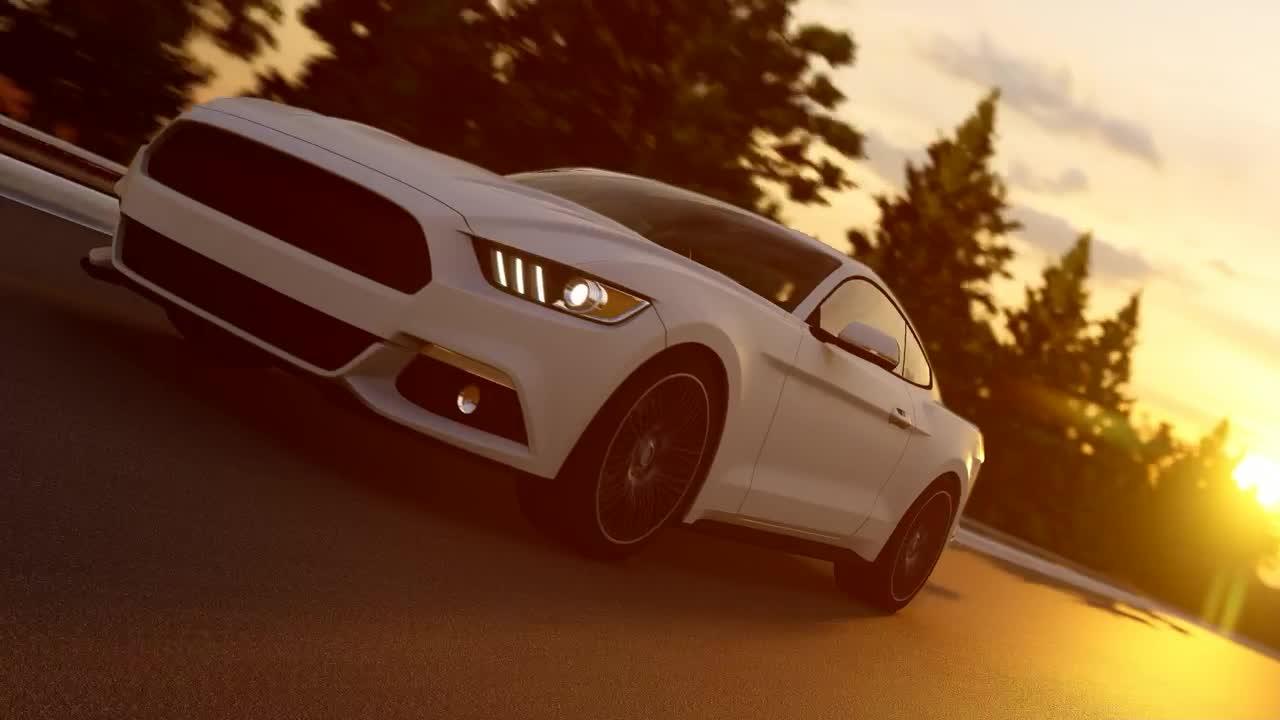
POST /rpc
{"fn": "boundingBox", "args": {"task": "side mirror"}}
[836,321,900,371]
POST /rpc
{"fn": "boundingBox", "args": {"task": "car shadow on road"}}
[31,282,888,625]
[954,548,1191,635]
[920,583,962,601]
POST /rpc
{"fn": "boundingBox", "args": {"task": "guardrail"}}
[0,114,127,193]
[0,115,123,233]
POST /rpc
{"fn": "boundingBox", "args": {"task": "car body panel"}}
[577,255,810,521]
[112,104,668,480]
[201,98,652,267]
[739,328,916,538]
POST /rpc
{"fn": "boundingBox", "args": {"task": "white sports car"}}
[86,98,984,612]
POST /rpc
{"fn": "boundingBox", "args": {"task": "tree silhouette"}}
[1135,421,1277,614]
[1004,234,1092,396]
[1087,293,1141,414]
[966,236,1100,548]
[847,89,1017,421]
[0,0,282,162]
[979,236,1147,561]
[853,100,1275,599]
[259,0,507,172]
[259,0,864,215]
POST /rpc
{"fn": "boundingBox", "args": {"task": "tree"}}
[1085,292,1141,416]
[836,80,1275,645]
[957,236,1089,548]
[1136,421,1278,615]
[848,89,1017,420]
[1004,234,1092,398]
[259,0,508,170]
[0,0,282,162]
[259,0,865,215]
[962,234,1148,562]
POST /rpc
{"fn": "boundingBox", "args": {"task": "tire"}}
[834,483,957,613]
[165,306,269,368]
[521,353,723,561]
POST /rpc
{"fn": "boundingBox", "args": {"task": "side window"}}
[813,278,906,373]
[902,330,932,386]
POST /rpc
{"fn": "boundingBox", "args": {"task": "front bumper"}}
[107,110,667,479]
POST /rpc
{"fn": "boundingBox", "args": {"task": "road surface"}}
[3,196,1279,719]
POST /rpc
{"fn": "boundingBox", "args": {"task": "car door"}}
[738,277,916,538]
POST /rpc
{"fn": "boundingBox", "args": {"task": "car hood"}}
[202,98,653,265]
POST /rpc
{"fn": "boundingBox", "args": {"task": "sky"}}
[200,0,1280,459]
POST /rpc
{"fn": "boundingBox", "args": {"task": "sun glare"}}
[1234,453,1280,511]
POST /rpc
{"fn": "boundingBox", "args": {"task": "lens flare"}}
[1234,453,1280,510]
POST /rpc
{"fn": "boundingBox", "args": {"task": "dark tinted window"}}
[814,278,906,372]
[509,170,841,311]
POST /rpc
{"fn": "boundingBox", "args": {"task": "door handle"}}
[889,407,913,429]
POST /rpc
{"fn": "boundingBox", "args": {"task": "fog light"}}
[457,384,480,414]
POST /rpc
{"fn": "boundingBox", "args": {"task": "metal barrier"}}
[0,115,123,234]
[0,114,127,194]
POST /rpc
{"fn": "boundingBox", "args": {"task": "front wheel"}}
[520,355,723,560]
[834,485,956,613]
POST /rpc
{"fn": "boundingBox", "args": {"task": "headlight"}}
[472,238,650,324]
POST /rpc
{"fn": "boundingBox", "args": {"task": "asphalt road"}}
[3,195,1279,719]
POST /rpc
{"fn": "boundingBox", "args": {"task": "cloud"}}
[1204,308,1280,360]
[1209,259,1240,278]
[857,133,1147,279]
[1010,204,1152,278]
[861,131,921,188]
[1008,163,1089,194]
[1200,258,1279,288]
[922,35,1162,168]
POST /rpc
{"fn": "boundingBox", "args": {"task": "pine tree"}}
[965,235,1094,548]
[848,89,1017,420]
[1084,292,1141,416]
[1004,233,1092,398]
[0,0,282,162]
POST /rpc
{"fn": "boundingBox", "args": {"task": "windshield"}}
[509,170,841,311]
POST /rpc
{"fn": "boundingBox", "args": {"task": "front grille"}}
[120,217,379,371]
[145,120,431,293]
[396,355,528,445]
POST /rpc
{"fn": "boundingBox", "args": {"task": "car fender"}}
[849,402,983,562]
[578,255,809,521]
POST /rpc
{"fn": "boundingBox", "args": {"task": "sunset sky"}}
[201,0,1280,458]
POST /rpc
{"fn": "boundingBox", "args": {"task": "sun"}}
[1234,453,1280,511]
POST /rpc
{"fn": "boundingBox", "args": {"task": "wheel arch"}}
[850,463,969,564]
[551,340,731,479]
[647,342,730,411]
[933,470,963,505]
[885,470,963,561]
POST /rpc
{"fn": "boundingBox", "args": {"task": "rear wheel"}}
[518,355,722,560]
[834,484,956,613]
